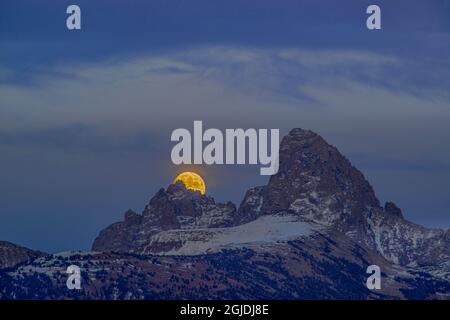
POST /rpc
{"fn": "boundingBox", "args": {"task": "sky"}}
[1,0,450,253]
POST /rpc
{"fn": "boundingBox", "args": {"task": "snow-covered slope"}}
[143,214,320,255]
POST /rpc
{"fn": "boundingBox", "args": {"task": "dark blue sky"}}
[1,0,449,252]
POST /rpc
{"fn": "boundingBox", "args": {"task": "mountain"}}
[1,234,449,299]
[258,129,449,275]
[0,241,44,269]
[0,128,448,300]
[92,182,237,253]
[92,128,449,277]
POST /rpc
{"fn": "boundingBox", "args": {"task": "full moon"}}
[173,172,206,195]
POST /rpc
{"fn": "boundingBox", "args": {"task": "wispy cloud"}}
[1,46,449,157]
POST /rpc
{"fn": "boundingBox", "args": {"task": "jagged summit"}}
[166,180,203,197]
[384,202,404,219]
[92,181,237,252]
[287,127,318,138]
[270,126,380,213]
[91,128,448,277]
[246,128,448,270]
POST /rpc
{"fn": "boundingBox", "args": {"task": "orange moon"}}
[173,172,206,195]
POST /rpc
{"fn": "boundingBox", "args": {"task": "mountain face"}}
[1,128,448,300]
[258,129,449,273]
[92,128,449,277]
[0,241,44,269]
[92,182,237,253]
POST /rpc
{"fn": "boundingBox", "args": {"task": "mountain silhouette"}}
[1,128,448,299]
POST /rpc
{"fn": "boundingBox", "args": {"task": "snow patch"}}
[155,214,320,256]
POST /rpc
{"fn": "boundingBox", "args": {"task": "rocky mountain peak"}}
[384,201,403,218]
[92,182,237,252]
[286,128,320,140]
[261,128,379,225]
[167,181,203,198]
[234,128,448,271]
[142,181,236,228]
[92,128,448,274]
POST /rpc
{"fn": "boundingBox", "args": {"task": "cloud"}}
[1,46,449,171]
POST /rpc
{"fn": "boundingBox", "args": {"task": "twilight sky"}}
[1,0,449,253]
